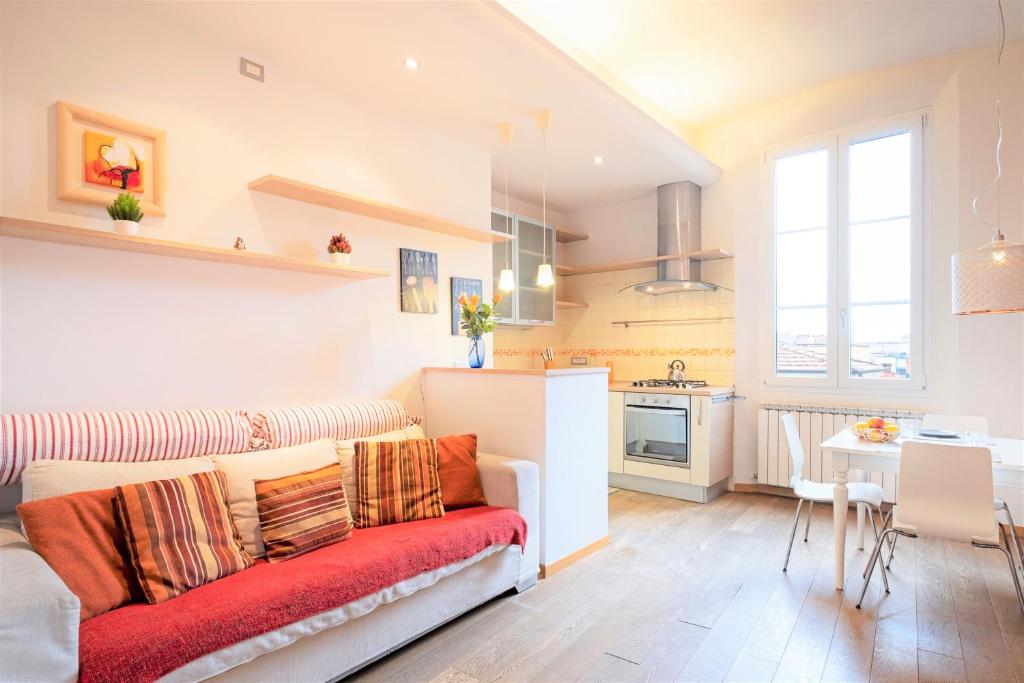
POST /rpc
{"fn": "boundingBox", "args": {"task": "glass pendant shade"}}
[536,263,554,288]
[951,233,1024,314]
[498,268,515,293]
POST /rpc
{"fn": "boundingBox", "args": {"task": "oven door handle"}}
[625,406,687,417]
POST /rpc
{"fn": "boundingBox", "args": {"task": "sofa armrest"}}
[476,453,539,590]
[0,517,79,683]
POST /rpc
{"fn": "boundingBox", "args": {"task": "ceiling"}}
[501,0,1024,126]
[132,1,1020,213]
[154,1,718,214]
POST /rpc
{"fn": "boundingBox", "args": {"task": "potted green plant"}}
[106,192,144,235]
[327,232,352,265]
[457,292,502,368]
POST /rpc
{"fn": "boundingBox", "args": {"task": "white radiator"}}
[757,404,922,503]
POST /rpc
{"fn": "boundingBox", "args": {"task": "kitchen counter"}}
[423,367,610,377]
[422,364,609,576]
[608,381,734,397]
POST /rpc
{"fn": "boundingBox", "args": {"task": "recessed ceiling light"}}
[404,58,420,70]
[593,156,604,165]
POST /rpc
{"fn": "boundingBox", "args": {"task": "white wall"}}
[0,2,493,415]
[694,46,1024,484]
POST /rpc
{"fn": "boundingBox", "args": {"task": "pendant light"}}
[952,0,1024,315]
[497,122,515,293]
[534,109,555,288]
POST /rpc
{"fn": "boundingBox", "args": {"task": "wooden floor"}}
[351,491,1024,683]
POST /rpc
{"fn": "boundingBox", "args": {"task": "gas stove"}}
[631,379,709,389]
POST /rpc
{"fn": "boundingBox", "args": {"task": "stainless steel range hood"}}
[629,181,718,295]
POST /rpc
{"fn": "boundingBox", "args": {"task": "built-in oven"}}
[624,392,689,468]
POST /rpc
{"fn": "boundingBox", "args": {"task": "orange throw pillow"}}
[353,439,444,528]
[435,434,487,510]
[17,488,141,621]
[116,470,253,603]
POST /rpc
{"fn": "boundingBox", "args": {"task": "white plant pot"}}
[112,220,139,236]
[330,252,351,265]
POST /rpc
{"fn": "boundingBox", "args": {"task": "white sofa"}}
[0,401,539,683]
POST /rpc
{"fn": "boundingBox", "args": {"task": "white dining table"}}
[820,429,1024,590]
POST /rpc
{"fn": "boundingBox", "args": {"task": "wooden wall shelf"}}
[555,227,588,243]
[556,249,732,276]
[249,175,510,244]
[0,217,390,280]
[556,300,588,310]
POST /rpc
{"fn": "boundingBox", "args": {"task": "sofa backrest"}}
[0,409,253,486]
[251,400,418,449]
[0,400,422,515]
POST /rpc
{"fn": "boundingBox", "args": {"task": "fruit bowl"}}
[851,417,900,443]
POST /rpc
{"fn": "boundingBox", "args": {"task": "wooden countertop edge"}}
[608,382,735,396]
[422,367,610,377]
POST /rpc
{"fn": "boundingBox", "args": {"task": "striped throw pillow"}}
[254,463,353,562]
[115,470,253,603]
[353,439,445,528]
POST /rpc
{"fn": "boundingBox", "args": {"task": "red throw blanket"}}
[79,506,527,683]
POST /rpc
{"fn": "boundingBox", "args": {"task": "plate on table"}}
[918,428,959,439]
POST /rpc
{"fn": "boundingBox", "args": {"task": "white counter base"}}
[609,472,730,504]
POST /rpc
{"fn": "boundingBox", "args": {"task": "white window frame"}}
[763,111,927,392]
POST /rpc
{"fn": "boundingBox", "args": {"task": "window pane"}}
[777,229,827,307]
[776,149,828,233]
[776,308,828,377]
[849,218,910,304]
[849,131,910,224]
[849,303,910,380]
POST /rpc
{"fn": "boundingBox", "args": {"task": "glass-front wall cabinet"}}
[491,209,555,326]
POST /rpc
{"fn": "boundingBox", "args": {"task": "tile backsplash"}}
[494,260,736,386]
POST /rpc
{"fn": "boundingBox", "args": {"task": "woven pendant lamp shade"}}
[951,234,1024,314]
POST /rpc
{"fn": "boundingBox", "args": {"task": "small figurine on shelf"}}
[233,237,246,251]
[106,192,143,235]
[327,232,352,265]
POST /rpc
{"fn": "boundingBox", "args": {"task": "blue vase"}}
[468,336,485,368]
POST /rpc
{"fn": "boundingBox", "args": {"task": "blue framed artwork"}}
[399,248,439,314]
[450,277,482,335]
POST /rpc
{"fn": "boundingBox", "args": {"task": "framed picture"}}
[56,101,167,216]
[400,248,439,313]
[450,277,482,335]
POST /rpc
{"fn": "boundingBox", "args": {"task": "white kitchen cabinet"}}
[689,395,734,487]
[608,391,624,474]
[491,209,555,326]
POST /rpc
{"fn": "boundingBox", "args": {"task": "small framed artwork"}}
[400,248,439,314]
[56,101,167,216]
[450,277,482,335]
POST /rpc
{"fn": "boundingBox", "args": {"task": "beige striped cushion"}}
[0,409,253,485]
[254,463,353,562]
[353,439,444,528]
[115,470,253,604]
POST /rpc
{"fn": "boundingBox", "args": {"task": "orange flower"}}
[469,294,481,309]
[457,293,468,306]
[493,292,503,305]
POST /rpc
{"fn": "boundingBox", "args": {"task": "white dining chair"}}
[856,441,1024,615]
[780,414,890,580]
[919,413,1022,575]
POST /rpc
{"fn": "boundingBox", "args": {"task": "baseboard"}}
[540,536,609,579]
[732,483,1024,538]
[733,482,796,498]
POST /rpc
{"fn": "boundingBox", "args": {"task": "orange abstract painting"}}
[83,130,145,193]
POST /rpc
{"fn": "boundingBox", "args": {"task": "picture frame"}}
[56,101,167,217]
[399,248,439,314]
[450,277,483,335]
